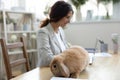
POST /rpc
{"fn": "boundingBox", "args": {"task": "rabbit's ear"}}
[58,62,70,77]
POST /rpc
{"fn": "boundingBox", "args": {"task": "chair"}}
[0,36,30,80]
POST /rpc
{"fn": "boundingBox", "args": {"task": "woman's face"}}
[58,11,73,27]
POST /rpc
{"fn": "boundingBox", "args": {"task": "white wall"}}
[64,20,120,51]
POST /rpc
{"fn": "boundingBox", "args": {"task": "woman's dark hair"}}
[40,1,74,28]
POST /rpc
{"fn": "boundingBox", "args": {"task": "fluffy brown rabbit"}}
[50,46,89,78]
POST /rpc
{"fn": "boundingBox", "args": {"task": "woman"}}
[37,1,74,67]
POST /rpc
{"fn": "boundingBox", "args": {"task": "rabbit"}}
[50,46,89,78]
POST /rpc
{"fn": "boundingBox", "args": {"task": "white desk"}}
[10,53,120,80]
[10,67,87,80]
[10,67,52,80]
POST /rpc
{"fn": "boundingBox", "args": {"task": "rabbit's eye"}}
[53,64,56,68]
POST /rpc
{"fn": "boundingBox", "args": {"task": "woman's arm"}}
[37,29,54,67]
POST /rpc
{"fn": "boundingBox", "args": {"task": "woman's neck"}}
[50,22,59,33]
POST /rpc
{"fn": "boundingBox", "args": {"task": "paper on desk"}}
[50,77,85,80]
[89,53,112,57]
[88,53,112,64]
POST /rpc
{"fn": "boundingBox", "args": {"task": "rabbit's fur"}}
[50,46,89,78]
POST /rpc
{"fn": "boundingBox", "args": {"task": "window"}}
[0,0,120,22]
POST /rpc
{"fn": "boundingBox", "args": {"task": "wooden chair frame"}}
[0,37,30,80]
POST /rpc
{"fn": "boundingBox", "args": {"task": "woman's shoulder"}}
[37,27,48,33]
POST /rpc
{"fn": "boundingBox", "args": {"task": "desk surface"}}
[11,53,120,80]
[10,67,53,80]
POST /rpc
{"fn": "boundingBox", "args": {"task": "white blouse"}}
[55,31,66,52]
